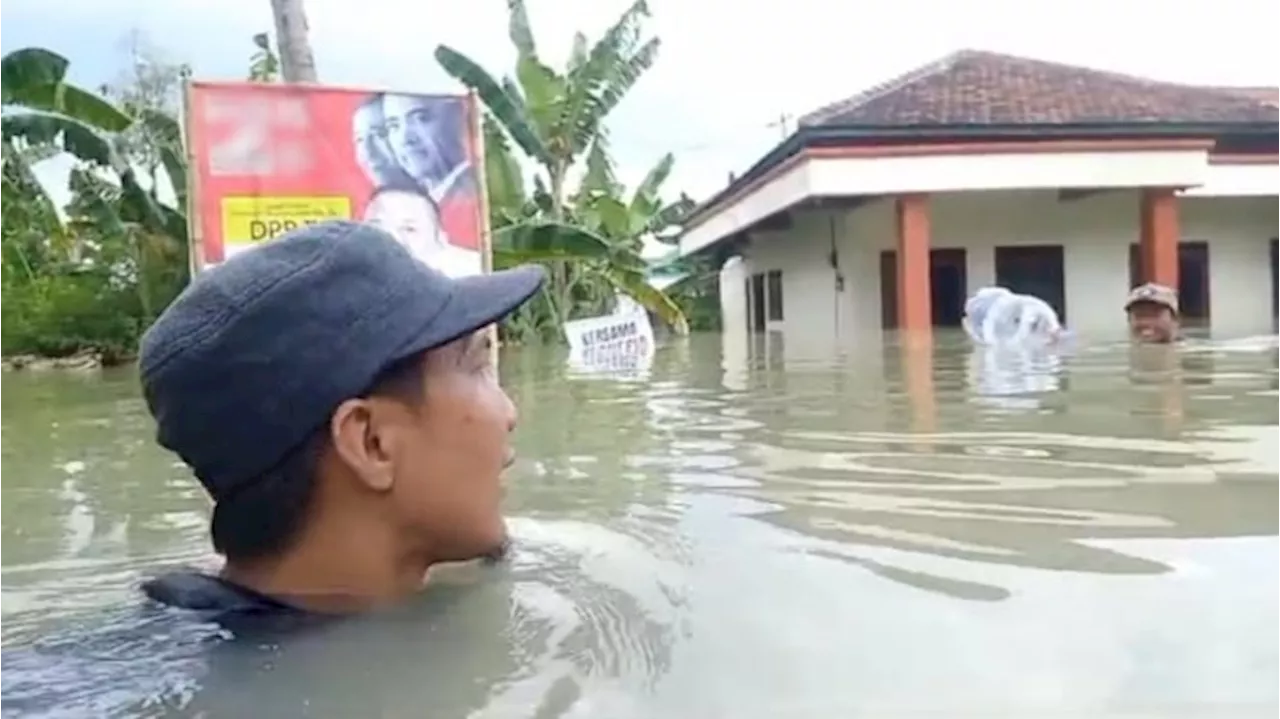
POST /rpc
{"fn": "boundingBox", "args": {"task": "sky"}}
[3,0,1278,208]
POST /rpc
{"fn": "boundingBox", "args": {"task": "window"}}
[745,270,782,332]
[749,274,766,332]
[1271,238,1277,322]
[766,270,784,321]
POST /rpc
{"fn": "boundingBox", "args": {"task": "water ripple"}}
[2,333,1276,717]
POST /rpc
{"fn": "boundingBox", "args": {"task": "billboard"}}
[184,81,487,277]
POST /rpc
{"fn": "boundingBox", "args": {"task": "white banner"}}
[563,309,655,376]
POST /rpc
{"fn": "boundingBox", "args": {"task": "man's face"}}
[385,332,516,562]
[1127,301,1177,343]
[363,190,444,262]
[352,103,397,182]
[381,95,451,187]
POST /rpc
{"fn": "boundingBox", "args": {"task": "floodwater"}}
[2,331,1277,718]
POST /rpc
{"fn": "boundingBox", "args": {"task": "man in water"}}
[381,93,475,201]
[362,182,482,278]
[1124,282,1180,343]
[137,221,544,622]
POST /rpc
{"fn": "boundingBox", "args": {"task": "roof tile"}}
[801,50,1278,127]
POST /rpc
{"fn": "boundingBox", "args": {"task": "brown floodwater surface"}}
[2,331,1276,717]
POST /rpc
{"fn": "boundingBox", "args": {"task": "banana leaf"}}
[1,48,69,94]
[1,110,122,170]
[435,45,549,166]
[2,48,132,132]
[492,220,613,265]
[604,265,689,335]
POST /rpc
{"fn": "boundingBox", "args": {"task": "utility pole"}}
[269,0,318,82]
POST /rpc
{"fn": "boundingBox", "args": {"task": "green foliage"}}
[100,33,190,185]
[1,40,189,363]
[2,48,134,134]
[436,0,712,344]
[435,0,659,210]
[248,33,281,82]
[3,10,720,363]
[653,255,722,332]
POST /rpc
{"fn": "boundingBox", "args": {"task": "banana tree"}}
[491,217,687,341]
[476,95,688,340]
[2,47,150,267]
[118,107,190,243]
[573,152,692,250]
[1,141,66,282]
[570,152,693,329]
[2,48,133,170]
[2,48,185,227]
[435,0,659,216]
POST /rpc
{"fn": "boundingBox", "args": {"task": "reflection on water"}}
[967,343,1065,411]
[2,330,1277,717]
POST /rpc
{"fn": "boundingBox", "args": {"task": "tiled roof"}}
[801,50,1279,127]
[1207,86,1279,108]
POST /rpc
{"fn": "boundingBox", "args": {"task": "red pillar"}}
[894,193,932,334]
[901,339,937,435]
[1139,188,1179,288]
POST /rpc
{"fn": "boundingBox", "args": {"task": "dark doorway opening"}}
[1127,241,1211,324]
[1270,238,1278,325]
[879,248,968,329]
[930,249,968,327]
[749,274,766,332]
[994,245,1066,323]
[765,270,784,322]
[1179,243,1210,324]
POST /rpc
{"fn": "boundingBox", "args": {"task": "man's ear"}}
[330,398,395,492]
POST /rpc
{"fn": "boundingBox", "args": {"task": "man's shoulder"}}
[141,570,322,635]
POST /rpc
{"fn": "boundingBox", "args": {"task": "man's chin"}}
[479,534,512,565]
[426,539,509,587]
[426,534,511,580]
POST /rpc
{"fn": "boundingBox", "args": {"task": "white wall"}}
[739,210,848,339]
[724,190,1279,347]
[1183,163,1280,197]
[1182,196,1279,338]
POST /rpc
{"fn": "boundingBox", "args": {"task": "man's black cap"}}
[138,220,544,502]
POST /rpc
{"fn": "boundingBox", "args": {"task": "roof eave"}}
[805,121,1279,138]
[682,121,1279,230]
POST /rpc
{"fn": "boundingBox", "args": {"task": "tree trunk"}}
[269,0,318,82]
[546,167,574,323]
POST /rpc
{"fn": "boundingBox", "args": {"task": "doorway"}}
[1127,241,1211,323]
[994,245,1066,323]
[1178,243,1210,324]
[879,248,968,329]
[1270,238,1277,324]
[748,274,766,332]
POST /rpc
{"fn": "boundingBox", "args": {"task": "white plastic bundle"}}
[963,286,1063,346]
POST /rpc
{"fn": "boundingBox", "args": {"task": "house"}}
[679,50,1279,344]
